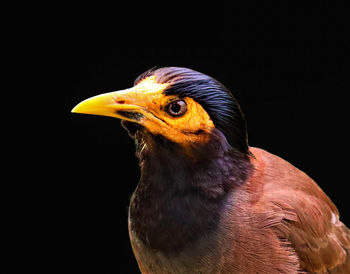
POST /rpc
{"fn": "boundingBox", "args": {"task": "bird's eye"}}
[165,100,187,117]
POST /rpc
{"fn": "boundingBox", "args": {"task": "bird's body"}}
[128,130,349,273]
[72,67,350,273]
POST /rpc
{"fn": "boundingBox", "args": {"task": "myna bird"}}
[72,67,350,273]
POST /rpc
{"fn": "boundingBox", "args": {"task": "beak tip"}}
[71,101,85,114]
[71,105,79,114]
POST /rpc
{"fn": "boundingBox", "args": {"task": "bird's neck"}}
[129,129,253,255]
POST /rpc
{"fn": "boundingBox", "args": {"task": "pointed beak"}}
[71,88,145,122]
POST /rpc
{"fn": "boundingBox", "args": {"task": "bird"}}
[72,67,350,273]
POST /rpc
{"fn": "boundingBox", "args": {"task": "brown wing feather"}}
[250,147,350,273]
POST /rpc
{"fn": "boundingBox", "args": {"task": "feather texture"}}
[249,147,350,273]
[128,145,350,273]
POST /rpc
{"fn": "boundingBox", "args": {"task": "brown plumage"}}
[128,144,350,274]
[72,67,350,273]
[246,147,349,273]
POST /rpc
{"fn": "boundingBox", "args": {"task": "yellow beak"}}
[71,88,146,122]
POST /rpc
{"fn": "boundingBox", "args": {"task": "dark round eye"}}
[166,100,187,117]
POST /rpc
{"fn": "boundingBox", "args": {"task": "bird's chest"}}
[128,206,229,273]
[127,185,227,273]
[128,224,227,274]
[128,186,221,250]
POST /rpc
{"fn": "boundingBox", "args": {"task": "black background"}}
[62,3,348,274]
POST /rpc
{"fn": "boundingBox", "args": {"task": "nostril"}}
[116,100,125,104]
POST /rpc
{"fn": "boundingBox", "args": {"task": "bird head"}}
[72,67,248,154]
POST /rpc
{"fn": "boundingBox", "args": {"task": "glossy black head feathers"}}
[135,67,249,153]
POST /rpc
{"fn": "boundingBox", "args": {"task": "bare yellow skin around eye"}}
[133,77,215,144]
